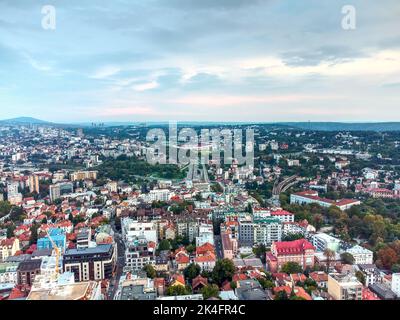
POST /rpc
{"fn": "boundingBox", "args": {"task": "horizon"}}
[1,1,399,122]
[5,116,400,126]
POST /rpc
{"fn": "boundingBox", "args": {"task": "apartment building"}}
[327,273,363,300]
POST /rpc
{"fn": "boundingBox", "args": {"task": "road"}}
[214,235,223,259]
[106,221,126,300]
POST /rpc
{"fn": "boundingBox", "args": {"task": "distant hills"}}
[277,122,400,132]
[0,117,52,125]
[2,117,400,132]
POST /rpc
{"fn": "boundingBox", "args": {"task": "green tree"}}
[6,224,15,238]
[274,290,289,300]
[323,249,335,272]
[201,284,220,300]
[158,239,171,251]
[166,285,191,296]
[258,277,274,289]
[184,263,201,280]
[143,264,157,279]
[281,262,302,274]
[340,252,355,265]
[355,270,365,285]
[29,223,39,245]
[212,259,235,285]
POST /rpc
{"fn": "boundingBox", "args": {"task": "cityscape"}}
[1,0,400,307]
[1,119,400,301]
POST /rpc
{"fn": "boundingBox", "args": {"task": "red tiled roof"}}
[274,239,315,255]
[192,275,208,289]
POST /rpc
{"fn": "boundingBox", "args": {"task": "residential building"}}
[63,244,116,282]
[391,273,400,298]
[17,259,42,286]
[312,233,341,252]
[346,245,373,265]
[0,238,20,262]
[327,273,363,300]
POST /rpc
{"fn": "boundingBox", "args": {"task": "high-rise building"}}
[28,175,40,194]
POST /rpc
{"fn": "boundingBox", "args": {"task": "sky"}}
[0,0,399,123]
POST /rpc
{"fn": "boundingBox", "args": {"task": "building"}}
[290,191,360,211]
[238,220,254,246]
[17,259,42,286]
[0,262,18,284]
[76,228,91,249]
[253,218,282,247]
[221,232,238,260]
[49,182,74,202]
[357,264,383,286]
[146,189,173,202]
[235,280,269,300]
[327,273,363,300]
[312,233,341,252]
[63,244,116,282]
[122,219,158,244]
[28,175,40,194]
[194,243,217,272]
[346,245,373,265]
[0,238,20,262]
[70,171,98,182]
[391,273,400,298]
[267,239,315,272]
[196,223,214,247]
[27,281,102,300]
[369,283,397,300]
[125,238,155,272]
[37,228,66,253]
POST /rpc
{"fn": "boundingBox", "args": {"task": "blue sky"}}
[0,0,399,123]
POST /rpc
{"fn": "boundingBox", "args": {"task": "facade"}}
[346,245,373,265]
[122,219,158,244]
[391,273,400,298]
[37,228,67,252]
[125,238,155,271]
[49,182,74,202]
[196,223,214,247]
[28,175,40,194]
[267,239,315,272]
[70,171,98,181]
[253,218,282,247]
[0,262,18,284]
[0,238,20,262]
[327,273,363,300]
[17,259,42,286]
[221,232,238,260]
[312,233,341,252]
[63,244,116,282]
[290,191,361,211]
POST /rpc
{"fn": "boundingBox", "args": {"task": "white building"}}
[253,218,282,247]
[312,233,341,252]
[392,273,400,298]
[145,189,173,203]
[346,245,373,265]
[122,218,158,244]
[196,224,214,247]
[290,191,361,211]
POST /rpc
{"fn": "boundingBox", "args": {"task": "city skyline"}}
[0,0,400,122]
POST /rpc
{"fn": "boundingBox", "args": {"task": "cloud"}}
[90,66,121,79]
[132,81,159,91]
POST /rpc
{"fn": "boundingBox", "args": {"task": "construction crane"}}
[46,229,61,280]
